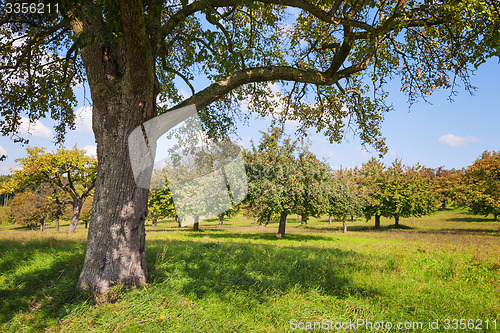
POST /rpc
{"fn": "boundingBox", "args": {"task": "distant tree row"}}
[244,130,500,237]
[1,134,498,234]
[243,128,438,236]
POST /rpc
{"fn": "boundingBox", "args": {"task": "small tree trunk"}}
[441,200,446,210]
[177,216,182,228]
[151,212,157,229]
[494,214,498,221]
[85,220,88,229]
[55,214,60,232]
[375,214,381,230]
[276,211,288,238]
[351,215,354,221]
[343,215,347,233]
[328,214,332,225]
[218,214,224,227]
[301,214,307,225]
[193,216,199,230]
[67,198,85,234]
[394,214,400,227]
[297,214,300,222]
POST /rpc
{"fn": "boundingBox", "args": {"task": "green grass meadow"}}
[1,209,499,332]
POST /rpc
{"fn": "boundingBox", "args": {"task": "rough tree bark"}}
[77,0,155,293]
[276,211,288,238]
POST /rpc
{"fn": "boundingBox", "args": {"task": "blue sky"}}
[0,58,499,175]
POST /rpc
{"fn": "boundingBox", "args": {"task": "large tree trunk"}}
[276,211,288,238]
[77,0,156,293]
[67,198,84,234]
[374,214,381,230]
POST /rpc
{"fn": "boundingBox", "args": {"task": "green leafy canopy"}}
[1,0,499,153]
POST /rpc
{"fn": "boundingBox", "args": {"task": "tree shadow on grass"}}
[447,216,499,223]
[0,239,87,330]
[414,228,500,237]
[147,238,376,302]
[303,224,415,232]
[182,229,340,243]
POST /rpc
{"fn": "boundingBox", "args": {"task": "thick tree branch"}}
[338,37,379,78]
[119,0,153,94]
[176,65,339,111]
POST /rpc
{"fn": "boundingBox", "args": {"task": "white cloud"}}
[83,145,97,157]
[230,135,253,149]
[319,147,335,159]
[359,147,369,157]
[0,165,12,175]
[178,89,191,100]
[438,134,479,147]
[0,145,6,156]
[310,135,329,145]
[18,117,52,138]
[74,106,93,133]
